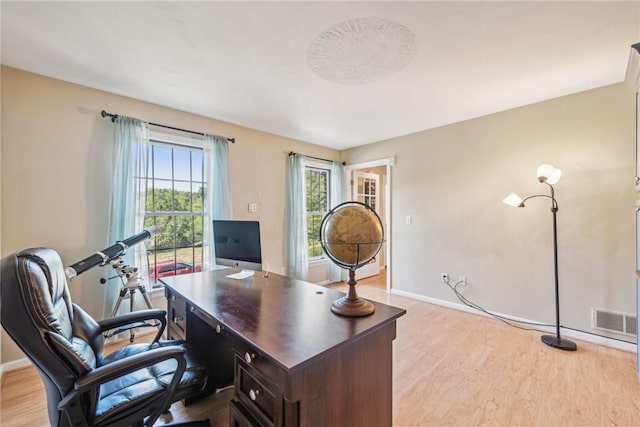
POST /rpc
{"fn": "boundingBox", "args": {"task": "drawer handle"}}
[244,352,256,364]
[173,316,184,323]
[249,389,261,401]
[170,296,176,301]
[215,324,222,333]
[190,306,195,313]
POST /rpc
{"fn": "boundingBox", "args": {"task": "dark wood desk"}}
[161,268,406,427]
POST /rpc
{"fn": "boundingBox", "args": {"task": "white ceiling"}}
[2,1,639,150]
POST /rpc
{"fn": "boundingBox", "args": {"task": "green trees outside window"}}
[306,166,330,259]
[144,142,205,285]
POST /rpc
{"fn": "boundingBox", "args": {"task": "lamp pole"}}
[505,166,577,352]
[539,183,577,351]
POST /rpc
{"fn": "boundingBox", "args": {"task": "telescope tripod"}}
[104,259,157,342]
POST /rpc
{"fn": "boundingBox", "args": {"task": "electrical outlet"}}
[441,273,448,283]
[458,275,467,286]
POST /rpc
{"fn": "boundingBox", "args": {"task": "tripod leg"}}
[105,289,128,339]
[111,288,128,317]
[138,285,161,331]
[129,288,136,342]
[139,286,154,310]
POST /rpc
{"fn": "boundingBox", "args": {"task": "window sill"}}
[308,258,329,267]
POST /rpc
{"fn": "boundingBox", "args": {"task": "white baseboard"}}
[390,288,637,353]
[1,356,32,376]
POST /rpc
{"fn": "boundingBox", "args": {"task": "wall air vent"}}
[592,307,637,337]
[626,315,637,336]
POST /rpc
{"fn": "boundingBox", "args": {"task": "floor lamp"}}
[503,164,577,351]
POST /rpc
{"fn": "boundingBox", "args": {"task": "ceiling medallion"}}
[307,17,417,85]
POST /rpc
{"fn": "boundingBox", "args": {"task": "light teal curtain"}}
[286,153,308,280]
[203,134,232,269]
[103,116,150,319]
[328,161,346,282]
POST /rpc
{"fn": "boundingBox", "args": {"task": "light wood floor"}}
[2,269,639,426]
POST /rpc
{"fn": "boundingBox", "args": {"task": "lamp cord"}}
[444,278,636,345]
[443,277,553,332]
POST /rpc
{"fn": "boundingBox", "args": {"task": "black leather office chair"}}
[0,248,209,427]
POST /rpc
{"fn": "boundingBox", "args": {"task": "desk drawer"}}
[230,398,260,427]
[233,342,280,383]
[236,357,278,426]
[167,324,185,341]
[167,291,187,336]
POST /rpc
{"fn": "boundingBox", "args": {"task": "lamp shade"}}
[503,193,524,207]
[537,163,561,184]
[546,168,562,185]
[625,43,640,90]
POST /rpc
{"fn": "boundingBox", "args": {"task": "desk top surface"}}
[161,268,406,373]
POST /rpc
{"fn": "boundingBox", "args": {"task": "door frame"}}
[345,157,394,292]
[352,170,381,279]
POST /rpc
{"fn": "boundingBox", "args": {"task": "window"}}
[144,139,206,287]
[305,164,330,260]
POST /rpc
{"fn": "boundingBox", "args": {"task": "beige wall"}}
[343,82,636,341]
[1,66,636,364]
[0,66,339,363]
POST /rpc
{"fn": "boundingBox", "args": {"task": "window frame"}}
[143,130,207,288]
[305,160,332,262]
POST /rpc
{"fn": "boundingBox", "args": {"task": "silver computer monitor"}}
[212,220,263,272]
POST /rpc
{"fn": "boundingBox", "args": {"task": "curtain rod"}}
[101,110,235,143]
[289,151,345,165]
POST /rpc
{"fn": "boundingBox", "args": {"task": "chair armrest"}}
[59,346,187,416]
[76,345,185,389]
[98,309,167,342]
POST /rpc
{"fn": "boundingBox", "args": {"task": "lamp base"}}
[541,334,577,351]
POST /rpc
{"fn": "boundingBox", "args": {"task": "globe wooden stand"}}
[331,269,375,317]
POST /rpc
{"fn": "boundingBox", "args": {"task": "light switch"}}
[405,215,412,225]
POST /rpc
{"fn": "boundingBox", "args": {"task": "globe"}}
[319,201,384,316]
[320,202,384,268]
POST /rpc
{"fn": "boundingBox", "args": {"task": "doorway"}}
[352,170,381,279]
[345,158,393,291]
